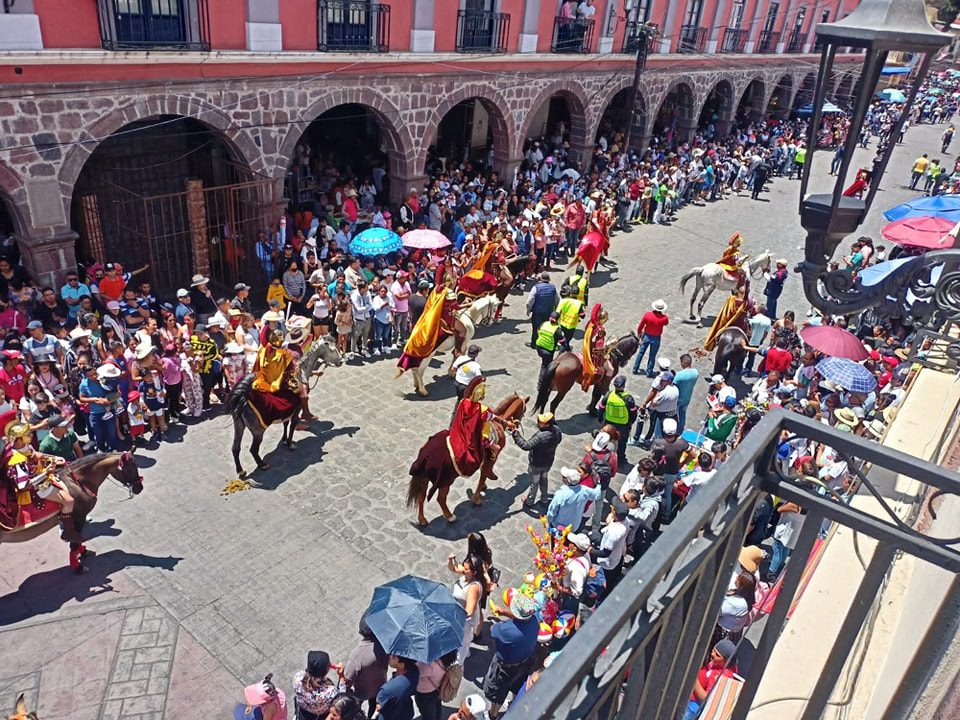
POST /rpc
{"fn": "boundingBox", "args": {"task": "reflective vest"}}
[567,274,588,303]
[556,298,583,329]
[794,147,807,165]
[604,391,629,424]
[536,321,560,351]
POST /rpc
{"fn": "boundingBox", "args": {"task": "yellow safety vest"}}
[567,275,588,303]
[795,148,807,165]
[604,391,629,424]
[557,298,583,329]
[536,321,560,351]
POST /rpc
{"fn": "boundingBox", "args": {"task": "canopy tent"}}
[796,101,845,116]
[881,66,911,76]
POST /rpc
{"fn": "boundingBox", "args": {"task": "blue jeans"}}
[632,334,661,375]
[768,538,792,576]
[373,318,392,350]
[677,401,689,432]
[660,472,678,523]
[89,412,121,452]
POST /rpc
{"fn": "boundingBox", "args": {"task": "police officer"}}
[526,271,559,346]
[555,284,585,350]
[565,267,590,306]
[596,374,639,465]
[535,311,564,389]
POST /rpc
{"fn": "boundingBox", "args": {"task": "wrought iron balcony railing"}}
[508,409,960,719]
[317,0,390,52]
[678,24,707,53]
[95,0,210,51]
[757,28,781,53]
[786,27,806,52]
[720,26,748,53]
[551,16,594,54]
[456,9,510,52]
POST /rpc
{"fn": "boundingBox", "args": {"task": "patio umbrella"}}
[815,357,877,393]
[349,227,402,256]
[796,101,845,116]
[883,194,960,223]
[402,229,452,250]
[880,215,957,249]
[561,168,581,180]
[879,88,907,103]
[800,325,869,361]
[364,575,466,663]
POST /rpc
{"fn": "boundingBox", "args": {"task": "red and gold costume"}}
[581,303,609,390]
[397,286,458,370]
[704,288,751,351]
[458,239,501,298]
[716,232,746,287]
[0,421,68,533]
[248,330,300,428]
[446,376,490,477]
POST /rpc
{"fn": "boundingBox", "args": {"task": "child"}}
[141,380,167,442]
[222,342,247,389]
[334,299,353,355]
[266,277,287,311]
[179,342,204,418]
[127,389,146,444]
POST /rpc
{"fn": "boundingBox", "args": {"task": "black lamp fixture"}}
[797,0,952,324]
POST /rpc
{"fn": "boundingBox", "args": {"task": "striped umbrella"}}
[349,227,402,256]
[815,357,877,393]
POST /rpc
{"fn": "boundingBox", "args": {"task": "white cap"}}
[657,357,671,370]
[176,288,189,298]
[464,694,489,720]
[592,431,611,452]
[662,418,678,436]
[710,373,725,384]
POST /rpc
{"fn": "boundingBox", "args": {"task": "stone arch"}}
[517,80,590,159]
[275,88,418,195]
[593,78,648,150]
[794,72,818,109]
[835,74,856,106]
[735,77,767,122]
[0,159,29,237]
[697,78,736,135]
[58,95,264,218]
[766,74,795,117]
[651,79,696,146]
[418,84,515,176]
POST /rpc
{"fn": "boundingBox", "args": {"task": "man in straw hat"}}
[508,410,562,507]
[632,298,669,378]
[79,363,124,452]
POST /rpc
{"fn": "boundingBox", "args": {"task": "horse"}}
[0,452,144,573]
[680,251,773,325]
[713,327,749,378]
[9,694,38,720]
[227,334,343,478]
[402,295,500,397]
[533,332,639,416]
[406,391,528,526]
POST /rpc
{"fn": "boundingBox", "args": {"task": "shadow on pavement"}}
[248,424,360,491]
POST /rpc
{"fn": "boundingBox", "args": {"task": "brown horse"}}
[406,391,528,526]
[0,452,144,573]
[533,332,639,416]
[9,695,39,720]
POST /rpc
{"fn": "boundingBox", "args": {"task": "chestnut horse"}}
[9,694,39,720]
[533,332,639,417]
[0,452,144,573]
[407,391,528,526]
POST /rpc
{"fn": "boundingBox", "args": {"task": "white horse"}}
[402,294,500,397]
[680,250,773,325]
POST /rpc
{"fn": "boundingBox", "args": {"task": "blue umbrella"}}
[349,227,402,256]
[796,101,845,116]
[364,575,466,662]
[879,88,906,103]
[816,357,877,393]
[883,195,960,223]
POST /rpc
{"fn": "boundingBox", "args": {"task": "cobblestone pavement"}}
[0,121,946,718]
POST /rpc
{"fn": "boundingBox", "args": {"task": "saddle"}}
[0,469,65,532]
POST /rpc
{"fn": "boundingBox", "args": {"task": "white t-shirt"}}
[773,509,805,549]
[683,469,717,503]
[565,555,590,598]
[596,521,628,570]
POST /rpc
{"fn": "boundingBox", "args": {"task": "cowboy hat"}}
[96,363,121,379]
[224,342,244,355]
[739,546,766,574]
[894,348,910,361]
[262,310,282,323]
[864,418,887,438]
[883,406,899,424]
[652,299,667,312]
[834,407,860,427]
[190,274,210,287]
[560,467,581,485]
[69,327,92,341]
[134,343,155,360]
[550,204,565,217]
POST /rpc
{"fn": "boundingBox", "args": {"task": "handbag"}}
[439,663,464,703]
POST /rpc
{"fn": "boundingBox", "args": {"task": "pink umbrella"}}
[799,325,869,361]
[402,229,451,250]
[881,215,956,250]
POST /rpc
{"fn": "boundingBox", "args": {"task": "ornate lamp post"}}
[797,0,952,324]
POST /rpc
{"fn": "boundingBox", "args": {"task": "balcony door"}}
[762,1,779,34]
[325,0,373,49]
[631,0,652,23]
[684,0,703,27]
[461,0,496,50]
[729,1,744,29]
[115,0,187,45]
[793,6,806,30]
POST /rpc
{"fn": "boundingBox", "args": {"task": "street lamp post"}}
[797,0,952,325]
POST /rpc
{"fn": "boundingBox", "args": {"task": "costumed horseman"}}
[704,284,756,351]
[715,232,748,289]
[581,303,612,391]
[284,316,318,427]
[449,375,502,484]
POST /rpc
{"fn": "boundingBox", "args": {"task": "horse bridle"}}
[609,333,638,367]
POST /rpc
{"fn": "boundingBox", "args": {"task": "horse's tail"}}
[680,267,700,295]
[226,374,255,419]
[534,358,560,413]
[406,474,429,509]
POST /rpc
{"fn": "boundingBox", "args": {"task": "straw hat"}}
[190,274,209,287]
[739,546,766,574]
[834,407,860,427]
[550,204,565,217]
[883,406,899,424]
[864,418,887,438]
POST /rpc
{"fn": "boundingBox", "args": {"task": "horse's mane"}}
[491,392,520,416]
[69,452,119,471]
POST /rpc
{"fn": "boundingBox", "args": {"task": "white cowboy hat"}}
[652,299,667,312]
[287,315,311,330]
[134,343,155,360]
[224,342,244,355]
[96,363,120,379]
[69,327,92,341]
[262,310,282,323]
[190,274,210,287]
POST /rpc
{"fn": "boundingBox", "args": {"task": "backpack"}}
[439,663,464,703]
[582,564,607,606]
[590,451,612,488]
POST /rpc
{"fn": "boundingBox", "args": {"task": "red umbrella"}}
[800,325,869,361]
[881,216,957,249]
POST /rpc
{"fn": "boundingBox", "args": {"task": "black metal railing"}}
[95,0,210,51]
[456,9,510,52]
[786,27,805,52]
[677,24,707,53]
[551,16,594,53]
[509,409,960,719]
[757,28,781,53]
[720,26,748,53]
[317,0,390,52]
[621,20,656,55]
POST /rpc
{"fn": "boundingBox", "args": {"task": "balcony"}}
[786,28,805,52]
[551,16,594,54]
[95,0,210,51]
[456,9,510,53]
[757,28,782,53]
[621,20,656,55]
[720,27,748,53]
[677,24,707,53]
[317,0,390,52]
[510,408,960,718]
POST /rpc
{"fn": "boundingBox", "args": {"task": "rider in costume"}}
[252,328,296,394]
[704,285,755,351]
[581,303,610,391]
[284,316,317,425]
[447,375,501,480]
[715,232,747,289]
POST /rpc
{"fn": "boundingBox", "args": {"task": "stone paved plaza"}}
[0,121,945,719]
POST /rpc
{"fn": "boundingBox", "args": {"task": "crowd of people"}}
[1,70,951,720]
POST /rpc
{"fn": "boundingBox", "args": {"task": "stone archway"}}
[794,72,817,110]
[595,85,648,152]
[519,82,590,163]
[652,80,696,148]
[767,74,795,118]
[835,74,856,107]
[420,85,514,178]
[697,79,735,139]
[736,78,767,123]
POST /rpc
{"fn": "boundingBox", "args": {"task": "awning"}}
[881,66,911,75]
[796,101,845,116]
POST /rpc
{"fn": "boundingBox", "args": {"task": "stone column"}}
[518,0,541,53]
[390,174,428,208]
[18,230,79,290]
[185,180,210,277]
[411,0,436,52]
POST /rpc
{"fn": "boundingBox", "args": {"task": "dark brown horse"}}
[713,327,750,378]
[533,332,639,416]
[0,452,144,573]
[406,391,528,526]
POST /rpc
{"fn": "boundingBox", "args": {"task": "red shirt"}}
[691,660,738,701]
[637,311,669,337]
[765,346,793,373]
[0,363,27,402]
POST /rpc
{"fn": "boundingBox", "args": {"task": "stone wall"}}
[0,60,861,285]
